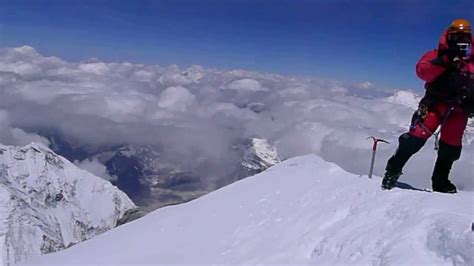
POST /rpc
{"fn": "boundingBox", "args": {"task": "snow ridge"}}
[26,155,473,265]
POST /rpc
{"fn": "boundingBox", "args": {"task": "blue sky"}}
[1,0,473,89]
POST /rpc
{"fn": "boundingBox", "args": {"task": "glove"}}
[444,46,460,63]
[435,45,463,69]
[417,104,429,120]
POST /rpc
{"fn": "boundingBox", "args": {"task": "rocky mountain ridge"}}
[0,142,135,265]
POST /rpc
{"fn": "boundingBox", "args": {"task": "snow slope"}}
[24,154,473,265]
[0,143,135,265]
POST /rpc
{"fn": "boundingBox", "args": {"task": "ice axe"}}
[367,137,389,179]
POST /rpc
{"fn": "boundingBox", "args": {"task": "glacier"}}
[23,154,473,265]
[0,143,135,265]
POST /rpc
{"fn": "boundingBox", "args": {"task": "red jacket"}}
[416,30,474,84]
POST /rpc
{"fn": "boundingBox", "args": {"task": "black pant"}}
[386,133,461,182]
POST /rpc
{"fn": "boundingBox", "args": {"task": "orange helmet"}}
[447,19,471,34]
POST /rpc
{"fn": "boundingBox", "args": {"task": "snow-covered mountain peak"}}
[27,154,472,265]
[242,138,281,172]
[385,90,422,109]
[182,65,205,83]
[0,142,135,265]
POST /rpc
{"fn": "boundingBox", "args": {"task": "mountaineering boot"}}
[381,133,426,190]
[431,141,461,194]
[432,178,457,193]
[381,168,402,190]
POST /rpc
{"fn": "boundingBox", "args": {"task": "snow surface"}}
[24,155,473,265]
[0,143,135,265]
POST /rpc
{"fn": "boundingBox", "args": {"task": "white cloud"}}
[226,78,267,92]
[0,46,471,191]
[78,62,111,75]
[74,158,117,182]
[0,110,50,146]
[277,86,309,99]
[158,86,196,112]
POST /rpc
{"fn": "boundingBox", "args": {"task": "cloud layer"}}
[0,46,472,190]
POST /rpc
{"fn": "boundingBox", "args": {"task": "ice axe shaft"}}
[367,137,389,179]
